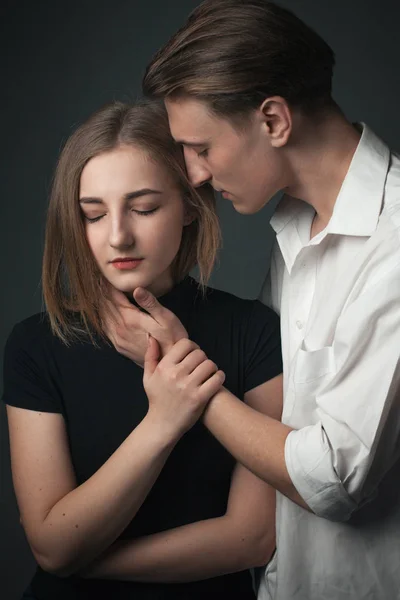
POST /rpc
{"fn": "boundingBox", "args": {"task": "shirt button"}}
[296,320,304,330]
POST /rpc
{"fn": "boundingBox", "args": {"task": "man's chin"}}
[232,201,262,215]
[233,196,272,215]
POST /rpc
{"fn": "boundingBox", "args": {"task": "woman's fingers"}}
[133,288,170,323]
[101,287,189,364]
[110,287,140,311]
[134,287,188,338]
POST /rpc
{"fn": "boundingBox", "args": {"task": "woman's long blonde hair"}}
[42,100,220,343]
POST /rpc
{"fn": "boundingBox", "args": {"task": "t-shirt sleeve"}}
[2,321,63,414]
[243,300,283,393]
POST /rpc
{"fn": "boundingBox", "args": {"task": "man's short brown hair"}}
[143,0,336,120]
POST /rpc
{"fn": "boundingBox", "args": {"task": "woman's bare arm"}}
[82,376,282,582]
[7,340,223,577]
[8,405,177,577]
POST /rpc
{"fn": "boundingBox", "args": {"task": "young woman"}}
[2,100,283,600]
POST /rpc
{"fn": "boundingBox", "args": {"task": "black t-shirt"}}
[2,277,282,600]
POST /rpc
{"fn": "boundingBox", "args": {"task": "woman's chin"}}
[106,273,150,295]
[105,269,173,298]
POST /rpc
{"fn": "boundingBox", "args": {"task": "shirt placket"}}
[283,245,318,421]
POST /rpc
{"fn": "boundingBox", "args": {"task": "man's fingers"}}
[144,336,160,379]
[179,348,208,374]
[159,339,200,366]
[190,359,219,384]
[199,370,226,400]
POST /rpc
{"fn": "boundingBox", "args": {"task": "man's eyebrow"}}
[79,189,163,204]
[174,139,210,148]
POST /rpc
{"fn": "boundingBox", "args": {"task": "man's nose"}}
[184,148,211,188]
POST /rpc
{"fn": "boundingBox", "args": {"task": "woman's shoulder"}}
[7,311,98,350]
[4,312,90,362]
[194,279,279,325]
[6,312,53,349]
[2,314,62,376]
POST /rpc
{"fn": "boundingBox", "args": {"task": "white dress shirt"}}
[258,125,400,600]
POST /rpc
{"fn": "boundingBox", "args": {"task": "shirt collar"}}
[325,124,390,237]
[270,124,391,272]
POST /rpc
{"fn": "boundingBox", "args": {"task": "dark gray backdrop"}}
[1,1,399,598]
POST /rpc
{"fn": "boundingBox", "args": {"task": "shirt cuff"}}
[285,425,358,522]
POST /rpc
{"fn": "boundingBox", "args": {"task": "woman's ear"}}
[183,211,196,226]
[183,198,196,226]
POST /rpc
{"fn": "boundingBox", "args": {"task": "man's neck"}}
[285,110,361,231]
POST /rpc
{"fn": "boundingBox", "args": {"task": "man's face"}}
[165,97,287,214]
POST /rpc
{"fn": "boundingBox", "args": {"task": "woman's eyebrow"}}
[124,189,163,201]
[79,189,163,204]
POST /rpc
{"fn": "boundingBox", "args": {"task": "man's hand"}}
[144,337,226,438]
[103,287,188,366]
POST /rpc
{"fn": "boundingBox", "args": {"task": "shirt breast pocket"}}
[286,345,336,426]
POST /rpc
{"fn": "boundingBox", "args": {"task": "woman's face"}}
[79,144,189,297]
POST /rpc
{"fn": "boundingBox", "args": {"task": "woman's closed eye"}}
[131,207,159,216]
[83,207,159,223]
[84,213,105,224]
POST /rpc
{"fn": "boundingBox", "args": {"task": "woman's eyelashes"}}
[84,214,104,223]
[83,207,159,223]
[197,148,208,158]
[134,207,159,216]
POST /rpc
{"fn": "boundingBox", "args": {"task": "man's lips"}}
[110,258,143,270]
[214,187,232,199]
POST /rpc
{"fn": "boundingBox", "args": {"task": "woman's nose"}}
[109,217,134,249]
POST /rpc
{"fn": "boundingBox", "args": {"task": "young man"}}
[108,1,400,598]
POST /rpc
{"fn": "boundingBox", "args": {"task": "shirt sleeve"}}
[2,321,63,414]
[258,241,282,315]
[285,262,400,522]
[243,300,283,393]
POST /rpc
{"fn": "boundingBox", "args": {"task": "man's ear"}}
[259,96,292,148]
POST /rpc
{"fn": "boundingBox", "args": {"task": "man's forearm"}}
[203,388,309,510]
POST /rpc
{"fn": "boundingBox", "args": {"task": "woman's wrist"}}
[141,410,182,450]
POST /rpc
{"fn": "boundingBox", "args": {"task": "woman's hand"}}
[144,337,226,438]
[103,287,188,367]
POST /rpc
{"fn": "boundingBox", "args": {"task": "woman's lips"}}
[111,258,143,270]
